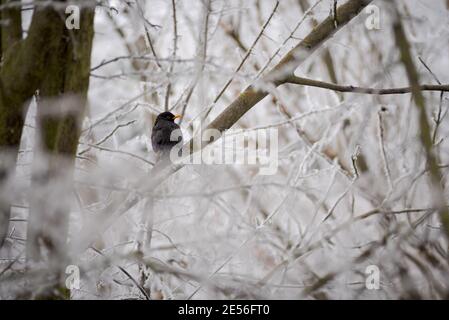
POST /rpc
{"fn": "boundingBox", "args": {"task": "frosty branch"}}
[75,0,376,253]
[284,75,449,95]
[195,0,375,150]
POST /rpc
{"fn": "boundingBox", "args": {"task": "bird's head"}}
[155,111,182,123]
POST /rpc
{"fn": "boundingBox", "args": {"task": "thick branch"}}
[74,0,375,254]
[205,0,372,137]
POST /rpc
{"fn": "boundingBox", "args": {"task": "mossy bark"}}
[0,0,22,55]
[0,0,24,246]
[0,2,82,246]
[25,4,95,296]
[0,0,95,298]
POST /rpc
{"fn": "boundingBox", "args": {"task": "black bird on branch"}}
[151,112,183,160]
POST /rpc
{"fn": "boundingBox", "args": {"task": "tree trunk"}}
[0,0,22,247]
[24,3,95,298]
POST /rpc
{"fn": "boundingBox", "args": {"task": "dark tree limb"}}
[0,2,73,248]
[0,0,22,57]
[26,4,95,281]
[285,75,449,95]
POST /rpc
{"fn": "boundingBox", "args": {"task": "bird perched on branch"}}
[151,111,183,159]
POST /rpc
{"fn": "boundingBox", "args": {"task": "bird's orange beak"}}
[174,114,182,120]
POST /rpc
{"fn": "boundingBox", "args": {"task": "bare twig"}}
[418,56,446,145]
[164,0,179,110]
[377,111,393,191]
[285,75,449,95]
[79,143,154,167]
[90,247,151,300]
[203,0,280,119]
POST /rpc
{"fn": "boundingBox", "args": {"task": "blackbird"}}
[151,112,183,156]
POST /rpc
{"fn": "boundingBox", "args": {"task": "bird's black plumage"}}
[151,112,182,155]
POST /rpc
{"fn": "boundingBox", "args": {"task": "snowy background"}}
[2,0,449,299]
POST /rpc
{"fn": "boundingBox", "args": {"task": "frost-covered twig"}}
[164,0,179,110]
[203,0,280,119]
[285,75,449,95]
[90,247,151,300]
[80,143,154,167]
[377,111,393,191]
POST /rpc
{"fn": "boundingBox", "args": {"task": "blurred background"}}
[1,0,449,299]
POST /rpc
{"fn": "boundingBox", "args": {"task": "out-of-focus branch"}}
[392,7,449,239]
[23,4,95,299]
[0,0,22,56]
[176,0,211,121]
[164,0,178,110]
[220,22,248,53]
[377,112,392,191]
[135,1,163,70]
[0,3,74,248]
[90,247,151,300]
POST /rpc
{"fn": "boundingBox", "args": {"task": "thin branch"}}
[198,0,373,143]
[418,56,442,85]
[164,0,179,110]
[79,120,136,156]
[80,143,154,167]
[377,111,393,191]
[82,85,162,133]
[91,55,189,72]
[95,120,136,146]
[418,56,446,145]
[176,0,212,121]
[257,0,324,78]
[203,0,280,119]
[90,247,151,300]
[0,250,24,278]
[285,75,449,95]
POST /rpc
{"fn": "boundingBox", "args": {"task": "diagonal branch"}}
[203,0,280,119]
[203,0,373,139]
[74,0,375,254]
